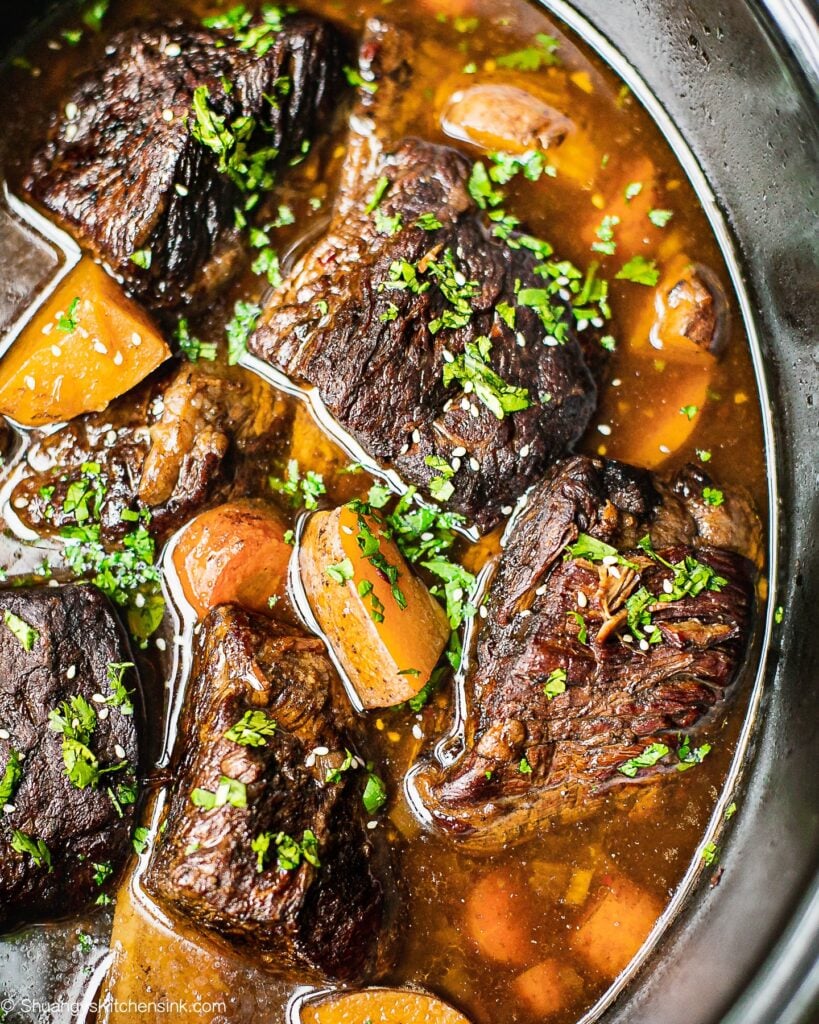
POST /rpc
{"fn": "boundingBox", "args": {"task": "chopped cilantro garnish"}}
[106,661,135,715]
[567,610,588,644]
[496,33,560,71]
[81,0,109,32]
[680,404,699,420]
[415,212,443,231]
[225,710,278,747]
[592,215,619,256]
[343,65,378,93]
[701,840,719,866]
[543,667,567,700]
[696,448,712,462]
[174,317,217,362]
[468,162,504,210]
[565,532,638,569]
[132,826,151,855]
[362,770,387,814]
[442,335,531,419]
[616,255,660,286]
[225,299,261,365]
[624,181,643,201]
[702,487,725,507]
[2,610,39,651]
[519,756,533,774]
[676,734,712,771]
[488,149,551,184]
[251,828,320,872]
[269,459,326,510]
[649,208,674,227]
[325,558,354,585]
[129,248,152,269]
[191,775,247,810]
[11,830,52,871]
[57,296,81,333]
[617,742,670,777]
[0,750,23,807]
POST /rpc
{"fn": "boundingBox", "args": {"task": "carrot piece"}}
[300,988,471,1024]
[288,402,366,504]
[299,505,450,709]
[513,959,584,1017]
[172,500,291,619]
[569,872,661,977]
[0,258,170,427]
[463,869,534,967]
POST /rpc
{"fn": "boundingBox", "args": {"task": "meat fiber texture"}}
[0,584,140,930]
[145,605,394,982]
[414,456,759,850]
[23,15,347,311]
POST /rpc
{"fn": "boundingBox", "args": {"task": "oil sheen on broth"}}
[0,1,766,1023]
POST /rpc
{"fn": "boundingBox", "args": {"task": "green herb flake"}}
[519,756,533,774]
[702,487,724,507]
[496,33,560,71]
[57,296,81,333]
[617,742,670,778]
[344,65,378,94]
[680,404,699,420]
[616,255,661,286]
[565,532,638,569]
[225,710,278,748]
[132,826,151,855]
[362,770,387,815]
[3,610,39,651]
[543,667,567,700]
[442,335,531,419]
[225,300,261,365]
[191,775,248,810]
[592,215,620,256]
[649,208,674,228]
[701,840,719,866]
[129,248,152,270]
[0,750,23,807]
[11,829,52,871]
[325,558,355,585]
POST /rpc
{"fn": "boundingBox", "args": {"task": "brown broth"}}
[0,1,767,1023]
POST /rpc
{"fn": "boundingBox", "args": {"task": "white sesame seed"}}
[175,183,189,196]
[65,101,79,121]
[155,637,167,651]
[113,351,123,366]
[639,639,650,652]
[451,457,461,472]
[577,591,588,608]
[609,565,622,579]
[366,820,378,830]
[313,746,329,757]
[623,634,634,643]
[469,404,479,418]
[93,340,108,355]
[611,378,622,387]
[64,124,78,142]
[134,592,146,608]
[165,42,181,57]
[452,588,464,602]
[443,399,453,412]
[412,723,423,740]
[501,505,513,516]
[479,605,488,619]
[399,442,409,455]
[50,345,62,357]
[305,752,316,768]
[452,446,467,458]
[598,424,612,436]
[535,585,547,596]
[114,744,126,759]
[556,276,570,287]
[98,707,109,720]
[469,457,480,471]
[105,430,118,446]
[442,350,454,363]
[91,693,106,704]
[559,288,572,302]
[516,333,526,347]
[0,729,9,740]
[420,532,433,542]
[161,108,174,122]
[23,376,35,391]
[460,398,471,411]
[66,664,77,679]
[663,579,674,594]
[78,327,89,338]
[131,332,142,346]
[544,336,558,347]
[602,555,618,566]
[520,444,530,458]
[3,804,15,815]
[12,496,29,509]
[519,609,532,618]
[411,429,420,443]
[41,322,54,335]
[577,318,589,332]
[659,444,671,454]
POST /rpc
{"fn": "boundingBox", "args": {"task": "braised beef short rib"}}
[23,15,346,310]
[249,21,600,533]
[145,605,393,982]
[0,584,140,930]
[414,456,759,849]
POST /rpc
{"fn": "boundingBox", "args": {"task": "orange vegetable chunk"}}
[300,988,471,1024]
[299,505,450,709]
[172,500,291,619]
[513,959,584,1017]
[0,257,170,427]
[570,871,661,977]
[463,869,534,967]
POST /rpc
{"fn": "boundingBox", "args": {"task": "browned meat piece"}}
[22,16,347,310]
[413,456,758,850]
[11,363,288,543]
[0,584,140,930]
[249,21,600,534]
[144,605,393,982]
[650,258,729,356]
[442,83,574,153]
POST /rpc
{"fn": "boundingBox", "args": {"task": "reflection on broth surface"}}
[0,0,766,1022]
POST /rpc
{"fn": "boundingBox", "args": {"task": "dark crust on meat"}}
[145,605,393,983]
[249,23,600,534]
[23,16,347,310]
[414,456,758,849]
[0,584,140,930]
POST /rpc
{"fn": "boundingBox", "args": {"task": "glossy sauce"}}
[0,1,767,1023]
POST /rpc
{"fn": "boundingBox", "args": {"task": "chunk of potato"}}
[299,988,471,1024]
[463,869,534,967]
[171,500,291,619]
[569,871,661,977]
[442,83,573,154]
[513,959,584,1017]
[0,257,170,427]
[299,505,450,709]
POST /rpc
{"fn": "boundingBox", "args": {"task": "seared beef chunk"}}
[414,456,758,850]
[145,606,393,982]
[0,584,140,930]
[11,363,288,543]
[249,22,599,534]
[23,16,346,310]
